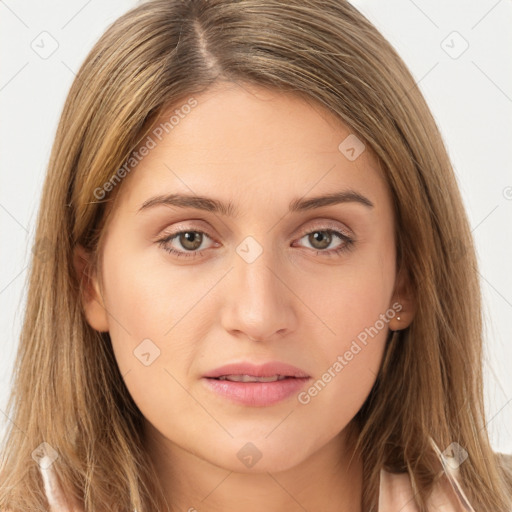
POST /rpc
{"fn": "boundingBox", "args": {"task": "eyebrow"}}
[137,189,374,216]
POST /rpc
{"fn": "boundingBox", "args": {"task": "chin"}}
[206,436,309,474]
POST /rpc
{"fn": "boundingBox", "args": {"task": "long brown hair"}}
[1,0,511,510]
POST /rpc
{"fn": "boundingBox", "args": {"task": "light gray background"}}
[1,0,511,452]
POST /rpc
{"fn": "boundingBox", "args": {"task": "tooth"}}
[217,374,289,383]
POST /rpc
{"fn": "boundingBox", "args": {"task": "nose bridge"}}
[222,234,296,340]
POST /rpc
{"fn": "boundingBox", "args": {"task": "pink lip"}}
[201,361,311,407]
[203,361,310,379]
[202,377,310,407]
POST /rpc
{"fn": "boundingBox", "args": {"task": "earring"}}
[396,316,401,321]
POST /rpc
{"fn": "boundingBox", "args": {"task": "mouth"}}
[201,362,310,407]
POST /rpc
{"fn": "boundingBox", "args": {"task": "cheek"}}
[293,240,395,416]
[294,284,391,445]
[99,241,217,414]
[298,237,395,355]
[295,334,387,453]
[101,241,203,348]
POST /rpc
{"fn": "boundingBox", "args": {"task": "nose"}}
[220,240,298,343]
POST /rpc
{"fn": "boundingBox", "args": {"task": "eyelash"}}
[157,222,355,260]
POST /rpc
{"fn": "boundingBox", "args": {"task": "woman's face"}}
[79,81,411,473]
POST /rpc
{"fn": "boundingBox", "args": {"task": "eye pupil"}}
[309,231,331,249]
[180,231,202,250]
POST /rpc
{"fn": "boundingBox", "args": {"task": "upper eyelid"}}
[160,217,353,238]
[297,220,352,236]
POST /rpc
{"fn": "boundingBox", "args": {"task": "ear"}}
[388,265,415,331]
[73,244,109,332]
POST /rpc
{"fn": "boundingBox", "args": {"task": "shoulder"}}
[496,452,512,471]
[37,463,85,512]
[495,452,512,491]
[379,468,420,511]
[379,467,468,512]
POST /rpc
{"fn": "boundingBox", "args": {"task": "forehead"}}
[111,82,390,214]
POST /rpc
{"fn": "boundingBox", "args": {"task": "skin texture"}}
[76,81,415,512]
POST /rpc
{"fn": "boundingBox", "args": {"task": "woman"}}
[1,0,511,511]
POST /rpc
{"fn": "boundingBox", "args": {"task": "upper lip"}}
[203,361,310,379]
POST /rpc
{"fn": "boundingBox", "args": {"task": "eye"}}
[157,223,355,260]
[294,228,354,256]
[157,230,216,259]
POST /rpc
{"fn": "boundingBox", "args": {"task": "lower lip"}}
[202,377,310,407]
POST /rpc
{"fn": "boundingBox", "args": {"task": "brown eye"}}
[158,229,215,258]
[179,231,203,251]
[308,231,332,250]
[294,226,354,256]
